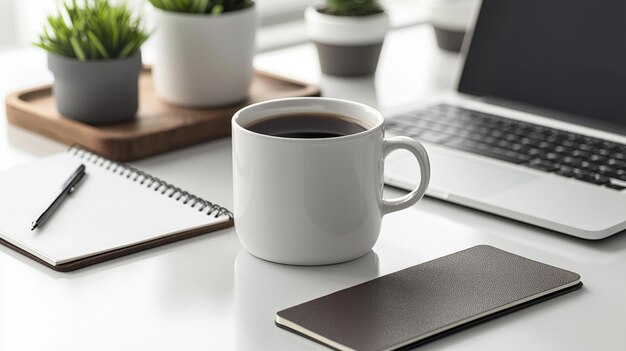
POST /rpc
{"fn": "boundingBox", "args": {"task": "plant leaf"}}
[87,30,109,59]
[34,0,150,60]
[69,36,87,61]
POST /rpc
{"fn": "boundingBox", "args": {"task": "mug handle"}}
[381,136,431,215]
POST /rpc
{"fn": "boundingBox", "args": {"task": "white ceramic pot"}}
[151,6,256,107]
[425,0,478,52]
[427,0,477,32]
[305,6,389,76]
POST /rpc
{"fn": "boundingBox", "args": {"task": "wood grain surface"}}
[5,69,320,161]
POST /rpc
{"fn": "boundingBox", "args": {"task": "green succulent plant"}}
[148,0,254,15]
[34,0,149,61]
[322,0,383,16]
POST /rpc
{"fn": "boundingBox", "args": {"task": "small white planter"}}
[426,0,478,52]
[305,6,389,77]
[151,6,256,107]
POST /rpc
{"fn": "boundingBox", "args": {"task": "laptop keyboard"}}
[386,104,626,191]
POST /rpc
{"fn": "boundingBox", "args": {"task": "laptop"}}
[384,0,626,240]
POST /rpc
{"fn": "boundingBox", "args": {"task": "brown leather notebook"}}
[276,245,582,351]
[0,147,233,272]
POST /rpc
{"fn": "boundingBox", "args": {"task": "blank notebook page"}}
[0,152,228,266]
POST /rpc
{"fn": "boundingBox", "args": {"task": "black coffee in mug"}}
[246,113,368,138]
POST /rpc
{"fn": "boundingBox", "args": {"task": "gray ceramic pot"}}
[314,41,384,77]
[427,0,476,53]
[47,53,142,125]
[433,26,465,52]
[305,7,390,77]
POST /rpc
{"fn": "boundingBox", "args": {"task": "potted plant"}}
[305,0,389,77]
[426,0,478,52]
[34,0,149,125]
[148,0,256,107]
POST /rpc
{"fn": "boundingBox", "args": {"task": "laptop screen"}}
[458,0,626,134]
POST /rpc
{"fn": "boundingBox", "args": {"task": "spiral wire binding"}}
[69,146,232,219]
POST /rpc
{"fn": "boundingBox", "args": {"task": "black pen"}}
[31,164,86,231]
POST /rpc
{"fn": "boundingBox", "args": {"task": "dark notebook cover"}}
[276,245,582,351]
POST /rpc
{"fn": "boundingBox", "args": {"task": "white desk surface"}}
[1,24,625,351]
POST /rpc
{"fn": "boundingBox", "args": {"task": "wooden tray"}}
[6,69,319,161]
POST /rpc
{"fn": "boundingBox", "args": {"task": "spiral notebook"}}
[0,147,233,272]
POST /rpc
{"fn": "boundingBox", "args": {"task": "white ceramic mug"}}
[232,98,430,265]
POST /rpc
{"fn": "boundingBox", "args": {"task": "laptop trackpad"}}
[385,149,540,199]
